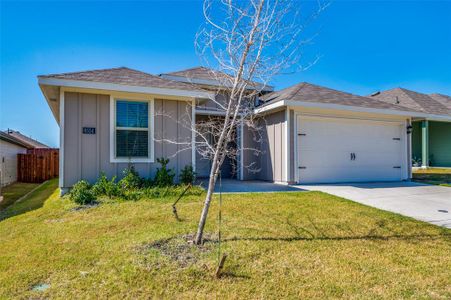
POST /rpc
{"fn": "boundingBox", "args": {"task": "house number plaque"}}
[82,127,96,134]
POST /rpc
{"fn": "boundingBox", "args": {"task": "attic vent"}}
[49,98,57,102]
[370,91,380,97]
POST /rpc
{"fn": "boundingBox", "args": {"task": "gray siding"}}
[256,109,287,182]
[242,122,261,180]
[63,92,192,188]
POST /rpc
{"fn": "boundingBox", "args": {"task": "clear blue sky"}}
[1,0,450,147]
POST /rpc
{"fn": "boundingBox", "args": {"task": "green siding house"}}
[371,89,451,168]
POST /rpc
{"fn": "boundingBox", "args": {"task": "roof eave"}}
[38,77,215,100]
[255,99,451,121]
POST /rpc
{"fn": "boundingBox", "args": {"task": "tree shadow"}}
[215,212,450,244]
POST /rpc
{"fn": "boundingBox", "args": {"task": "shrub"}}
[180,165,196,185]
[92,173,121,198]
[154,158,175,187]
[70,180,96,205]
[122,189,142,201]
[119,166,142,190]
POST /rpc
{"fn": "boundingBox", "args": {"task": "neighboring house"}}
[0,131,28,186]
[0,130,50,186]
[370,88,451,168]
[38,67,451,193]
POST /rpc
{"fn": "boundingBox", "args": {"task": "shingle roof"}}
[260,82,421,112]
[0,131,29,148]
[3,130,49,149]
[39,67,205,92]
[369,88,451,116]
[165,66,221,80]
[162,66,273,91]
[429,93,451,110]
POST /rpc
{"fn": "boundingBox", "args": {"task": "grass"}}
[0,181,450,299]
[413,168,451,187]
[0,182,40,210]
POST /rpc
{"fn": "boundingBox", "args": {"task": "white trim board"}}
[191,99,196,172]
[39,77,214,99]
[59,89,65,189]
[256,99,451,121]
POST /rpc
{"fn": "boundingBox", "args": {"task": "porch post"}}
[191,99,196,173]
[421,120,429,168]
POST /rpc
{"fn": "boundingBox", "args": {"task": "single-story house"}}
[370,88,451,168]
[0,130,50,186]
[38,67,451,193]
[0,131,29,186]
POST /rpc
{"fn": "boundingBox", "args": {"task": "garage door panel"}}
[297,116,405,183]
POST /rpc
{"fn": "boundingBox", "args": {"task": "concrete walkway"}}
[298,181,451,228]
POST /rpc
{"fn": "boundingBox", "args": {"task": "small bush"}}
[70,180,96,205]
[154,158,175,187]
[180,165,196,185]
[142,185,204,199]
[119,166,142,190]
[122,189,142,201]
[92,173,121,198]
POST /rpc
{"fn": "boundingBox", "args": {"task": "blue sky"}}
[1,0,450,147]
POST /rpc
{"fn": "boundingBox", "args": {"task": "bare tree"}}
[191,0,327,244]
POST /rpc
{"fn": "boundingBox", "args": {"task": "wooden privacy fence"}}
[17,149,59,183]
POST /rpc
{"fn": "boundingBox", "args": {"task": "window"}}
[111,98,154,162]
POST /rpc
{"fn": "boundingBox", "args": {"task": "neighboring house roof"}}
[3,130,49,149]
[160,66,273,92]
[429,93,451,110]
[0,131,29,148]
[369,88,451,116]
[164,66,221,80]
[260,82,422,113]
[38,67,207,92]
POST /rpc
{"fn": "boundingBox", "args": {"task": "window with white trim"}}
[114,99,151,159]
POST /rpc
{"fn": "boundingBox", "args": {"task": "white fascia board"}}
[160,74,274,92]
[256,99,451,121]
[38,78,214,99]
[254,100,286,114]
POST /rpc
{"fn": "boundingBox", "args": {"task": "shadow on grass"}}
[222,232,450,243]
[216,213,450,244]
[0,179,58,221]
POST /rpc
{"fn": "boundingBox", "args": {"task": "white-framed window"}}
[110,96,154,163]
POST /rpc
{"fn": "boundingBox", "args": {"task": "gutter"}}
[38,77,215,99]
[254,99,451,121]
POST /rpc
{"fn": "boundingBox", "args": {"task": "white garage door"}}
[296,116,406,183]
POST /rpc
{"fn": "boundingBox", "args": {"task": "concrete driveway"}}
[298,181,451,228]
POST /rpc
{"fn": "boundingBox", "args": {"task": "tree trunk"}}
[194,154,220,244]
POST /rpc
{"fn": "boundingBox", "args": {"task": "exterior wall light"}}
[407,125,413,134]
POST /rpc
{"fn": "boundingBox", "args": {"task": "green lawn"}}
[0,180,450,299]
[413,168,451,187]
[0,182,40,211]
